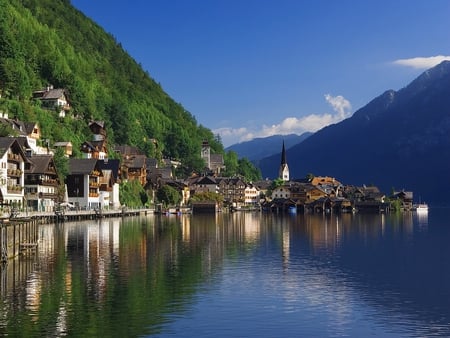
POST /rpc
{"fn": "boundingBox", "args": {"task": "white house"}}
[244,184,260,205]
[271,184,291,200]
[0,138,27,209]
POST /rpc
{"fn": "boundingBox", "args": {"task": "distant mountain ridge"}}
[258,61,450,206]
[225,133,312,162]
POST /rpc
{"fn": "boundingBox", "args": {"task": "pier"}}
[0,208,153,262]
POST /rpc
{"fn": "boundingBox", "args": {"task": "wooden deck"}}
[0,208,154,261]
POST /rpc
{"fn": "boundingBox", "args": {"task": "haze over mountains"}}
[258,61,450,206]
[225,133,312,162]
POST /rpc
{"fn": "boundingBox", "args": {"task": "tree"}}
[156,185,181,206]
[53,147,68,201]
[267,178,284,197]
[223,151,238,176]
[237,157,262,182]
[120,180,146,207]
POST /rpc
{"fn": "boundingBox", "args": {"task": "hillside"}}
[225,133,312,162]
[259,61,450,206]
[0,0,221,173]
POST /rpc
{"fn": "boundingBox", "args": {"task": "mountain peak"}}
[258,60,450,205]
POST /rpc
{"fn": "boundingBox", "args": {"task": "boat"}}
[413,203,428,211]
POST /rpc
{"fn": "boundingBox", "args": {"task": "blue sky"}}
[71,0,450,147]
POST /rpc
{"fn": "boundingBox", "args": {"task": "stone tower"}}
[201,140,211,169]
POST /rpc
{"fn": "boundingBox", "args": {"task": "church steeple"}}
[279,141,289,181]
[281,141,287,166]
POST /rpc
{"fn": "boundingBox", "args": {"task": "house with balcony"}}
[191,175,219,194]
[66,159,103,210]
[97,159,120,209]
[24,154,59,212]
[244,183,260,206]
[114,145,147,185]
[0,115,48,154]
[80,121,108,159]
[216,177,246,207]
[0,138,28,209]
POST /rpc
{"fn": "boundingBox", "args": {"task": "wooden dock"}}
[0,208,154,262]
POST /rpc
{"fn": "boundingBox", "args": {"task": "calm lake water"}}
[0,209,449,337]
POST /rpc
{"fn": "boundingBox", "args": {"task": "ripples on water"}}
[0,210,449,337]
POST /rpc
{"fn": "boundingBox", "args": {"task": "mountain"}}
[259,61,450,206]
[0,0,221,174]
[225,133,312,162]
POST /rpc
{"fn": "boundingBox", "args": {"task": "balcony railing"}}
[7,169,22,177]
[7,185,22,194]
[7,153,21,162]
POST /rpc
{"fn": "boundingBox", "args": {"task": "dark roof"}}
[35,88,66,100]
[69,159,100,175]
[210,153,224,166]
[124,155,147,168]
[26,155,55,174]
[196,176,217,185]
[81,140,106,152]
[0,118,27,136]
[12,137,32,150]
[253,180,272,190]
[158,167,172,179]
[89,120,105,129]
[97,159,120,180]
[146,157,158,168]
[114,145,144,156]
[0,137,27,160]
[24,122,38,135]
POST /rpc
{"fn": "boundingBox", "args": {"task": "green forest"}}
[0,0,261,180]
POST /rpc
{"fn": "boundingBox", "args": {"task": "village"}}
[0,85,415,217]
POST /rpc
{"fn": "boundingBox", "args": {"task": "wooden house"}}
[122,155,147,186]
[24,154,59,212]
[216,177,246,206]
[81,121,108,159]
[32,86,71,118]
[54,141,73,157]
[192,176,218,194]
[97,159,121,209]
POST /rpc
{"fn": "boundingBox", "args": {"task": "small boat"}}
[413,203,428,211]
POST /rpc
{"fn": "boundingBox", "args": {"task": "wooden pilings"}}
[0,208,152,262]
[0,218,39,261]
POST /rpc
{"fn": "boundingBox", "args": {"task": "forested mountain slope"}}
[0,0,221,173]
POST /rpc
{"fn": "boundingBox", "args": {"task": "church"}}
[279,141,289,181]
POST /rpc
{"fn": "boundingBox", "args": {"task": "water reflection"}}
[1,210,449,337]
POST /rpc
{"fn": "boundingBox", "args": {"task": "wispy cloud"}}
[215,94,352,147]
[392,55,450,69]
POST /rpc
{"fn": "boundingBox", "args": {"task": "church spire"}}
[281,140,287,166]
[279,141,289,181]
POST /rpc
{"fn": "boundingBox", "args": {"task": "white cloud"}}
[392,55,450,69]
[214,95,352,147]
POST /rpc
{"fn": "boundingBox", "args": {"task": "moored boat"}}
[413,203,428,211]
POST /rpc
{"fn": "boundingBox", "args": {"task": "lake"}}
[0,209,449,337]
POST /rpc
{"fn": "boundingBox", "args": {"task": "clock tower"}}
[201,140,211,169]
